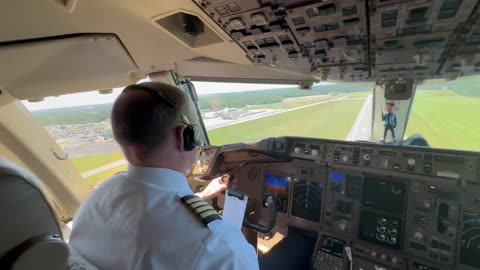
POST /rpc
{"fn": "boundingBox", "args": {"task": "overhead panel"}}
[194,0,480,84]
[194,0,370,82]
[370,0,479,83]
[438,7,480,79]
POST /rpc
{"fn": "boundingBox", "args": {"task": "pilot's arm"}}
[192,177,259,270]
[193,224,259,270]
[195,176,228,200]
[189,176,258,269]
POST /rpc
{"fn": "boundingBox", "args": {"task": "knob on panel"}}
[408,158,416,166]
[416,215,429,227]
[388,228,397,236]
[378,218,387,225]
[294,147,302,154]
[414,231,424,240]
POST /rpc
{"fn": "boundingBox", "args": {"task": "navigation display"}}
[291,179,322,222]
[362,177,406,214]
[264,173,290,213]
[460,211,480,269]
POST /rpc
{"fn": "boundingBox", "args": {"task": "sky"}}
[22,81,330,111]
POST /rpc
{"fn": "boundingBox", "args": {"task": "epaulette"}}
[180,195,222,226]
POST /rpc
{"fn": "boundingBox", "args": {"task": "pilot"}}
[69,82,259,270]
[382,102,397,143]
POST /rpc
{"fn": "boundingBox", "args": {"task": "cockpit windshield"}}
[195,81,369,145]
[194,78,480,152]
[20,77,479,187]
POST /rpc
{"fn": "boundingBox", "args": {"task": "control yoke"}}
[243,194,277,234]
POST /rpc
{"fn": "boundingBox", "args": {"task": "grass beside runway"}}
[406,92,480,151]
[208,98,366,145]
[72,151,124,172]
[84,164,128,186]
[71,151,126,186]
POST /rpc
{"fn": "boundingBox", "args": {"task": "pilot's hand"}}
[196,176,228,200]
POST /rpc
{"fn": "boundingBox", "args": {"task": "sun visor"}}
[0,34,139,100]
[175,57,320,85]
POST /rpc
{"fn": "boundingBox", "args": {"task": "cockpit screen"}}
[319,235,346,258]
[460,211,480,269]
[359,210,402,249]
[264,173,290,213]
[362,177,406,214]
[329,172,345,193]
[291,179,323,222]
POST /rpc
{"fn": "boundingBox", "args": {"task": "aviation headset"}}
[122,84,198,151]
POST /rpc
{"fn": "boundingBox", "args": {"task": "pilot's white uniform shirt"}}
[69,165,259,270]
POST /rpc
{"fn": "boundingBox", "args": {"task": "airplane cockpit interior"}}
[1,0,480,269]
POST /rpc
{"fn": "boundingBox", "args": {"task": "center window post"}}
[179,80,211,146]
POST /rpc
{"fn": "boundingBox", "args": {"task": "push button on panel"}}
[424,161,432,174]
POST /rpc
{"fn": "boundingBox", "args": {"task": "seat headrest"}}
[0,158,68,270]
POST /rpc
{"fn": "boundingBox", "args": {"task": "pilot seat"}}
[0,157,97,270]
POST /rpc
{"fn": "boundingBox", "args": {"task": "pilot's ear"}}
[174,126,186,151]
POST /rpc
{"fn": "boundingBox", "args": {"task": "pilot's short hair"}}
[111,82,186,148]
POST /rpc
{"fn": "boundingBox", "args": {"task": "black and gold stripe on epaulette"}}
[180,195,222,226]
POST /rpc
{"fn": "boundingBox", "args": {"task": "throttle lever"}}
[243,194,277,234]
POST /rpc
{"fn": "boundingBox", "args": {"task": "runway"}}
[346,94,373,141]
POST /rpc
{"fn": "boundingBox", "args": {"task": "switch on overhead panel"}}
[251,13,268,26]
[229,18,246,30]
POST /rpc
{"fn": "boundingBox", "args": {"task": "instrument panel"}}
[191,137,480,270]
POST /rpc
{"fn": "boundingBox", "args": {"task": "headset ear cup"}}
[183,126,197,151]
